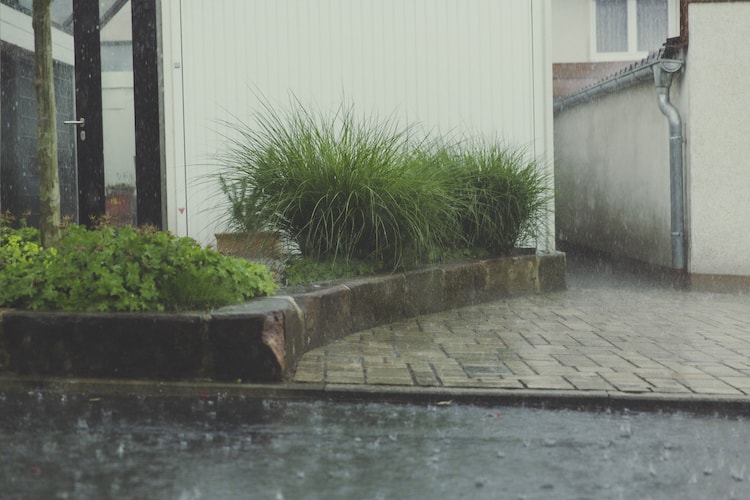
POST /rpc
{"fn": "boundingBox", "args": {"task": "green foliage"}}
[283,256,382,286]
[219,99,550,270]
[0,224,277,312]
[449,143,551,255]
[219,100,461,268]
[0,225,55,308]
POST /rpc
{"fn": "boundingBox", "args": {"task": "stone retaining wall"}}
[0,252,566,382]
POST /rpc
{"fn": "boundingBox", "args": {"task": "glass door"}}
[0,0,136,226]
[0,0,158,228]
[0,0,78,224]
[72,0,136,226]
[100,1,136,226]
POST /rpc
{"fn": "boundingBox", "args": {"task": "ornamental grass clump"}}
[449,143,550,255]
[219,100,551,277]
[219,101,461,268]
[0,222,276,312]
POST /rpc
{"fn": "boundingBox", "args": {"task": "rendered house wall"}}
[684,2,750,277]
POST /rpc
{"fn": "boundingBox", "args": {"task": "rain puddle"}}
[2,392,749,499]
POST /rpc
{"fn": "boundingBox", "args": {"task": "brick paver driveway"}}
[294,259,750,398]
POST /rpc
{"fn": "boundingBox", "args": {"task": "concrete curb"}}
[2,375,750,415]
[0,252,566,382]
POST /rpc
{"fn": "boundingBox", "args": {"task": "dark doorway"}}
[72,0,106,226]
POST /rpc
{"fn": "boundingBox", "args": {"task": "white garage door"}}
[163,0,552,246]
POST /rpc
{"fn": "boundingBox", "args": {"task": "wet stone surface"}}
[2,392,750,499]
[294,255,750,398]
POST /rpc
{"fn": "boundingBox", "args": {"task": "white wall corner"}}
[157,0,188,237]
[534,0,556,252]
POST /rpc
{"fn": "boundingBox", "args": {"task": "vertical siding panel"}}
[523,0,536,146]
[422,0,439,131]
[283,1,296,100]
[273,2,287,103]
[444,1,460,133]
[501,1,515,142]
[490,0,504,136]
[384,0,396,115]
[524,1,537,145]
[371,0,383,113]
[480,0,493,134]
[467,0,483,135]
[318,0,328,100]
[395,0,406,118]
[464,0,475,131]
[258,1,272,102]
[334,0,345,106]
[177,0,546,242]
[353,0,364,106]
[180,2,200,238]
[371,0,384,112]
[414,0,433,133]
[404,0,418,127]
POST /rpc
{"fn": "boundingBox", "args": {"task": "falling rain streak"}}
[2,393,750,499]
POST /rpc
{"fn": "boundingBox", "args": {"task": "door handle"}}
[64,117,85,127]
[65,117,87,141]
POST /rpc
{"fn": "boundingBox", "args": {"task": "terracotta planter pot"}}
[215,232,281,259]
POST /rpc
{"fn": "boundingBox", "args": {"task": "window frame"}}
[590,0,678,61]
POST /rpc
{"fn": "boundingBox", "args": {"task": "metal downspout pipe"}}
[652,60,686,282]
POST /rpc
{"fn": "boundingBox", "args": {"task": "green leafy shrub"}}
[0,225,56,308]
[0,224,277,312]
[219,100,461,268]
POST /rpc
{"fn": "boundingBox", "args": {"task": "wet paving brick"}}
[292,270,750,400]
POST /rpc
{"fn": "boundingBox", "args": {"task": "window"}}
[593,0,677,60]
[596,0,628,53]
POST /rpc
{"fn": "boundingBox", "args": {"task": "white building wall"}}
[160,0,554,248]
[551,0,590,63]
[684,2,750,277]
[554,79,675,267]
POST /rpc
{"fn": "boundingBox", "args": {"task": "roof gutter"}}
[553,51,681,113]
[553,64,656,112]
